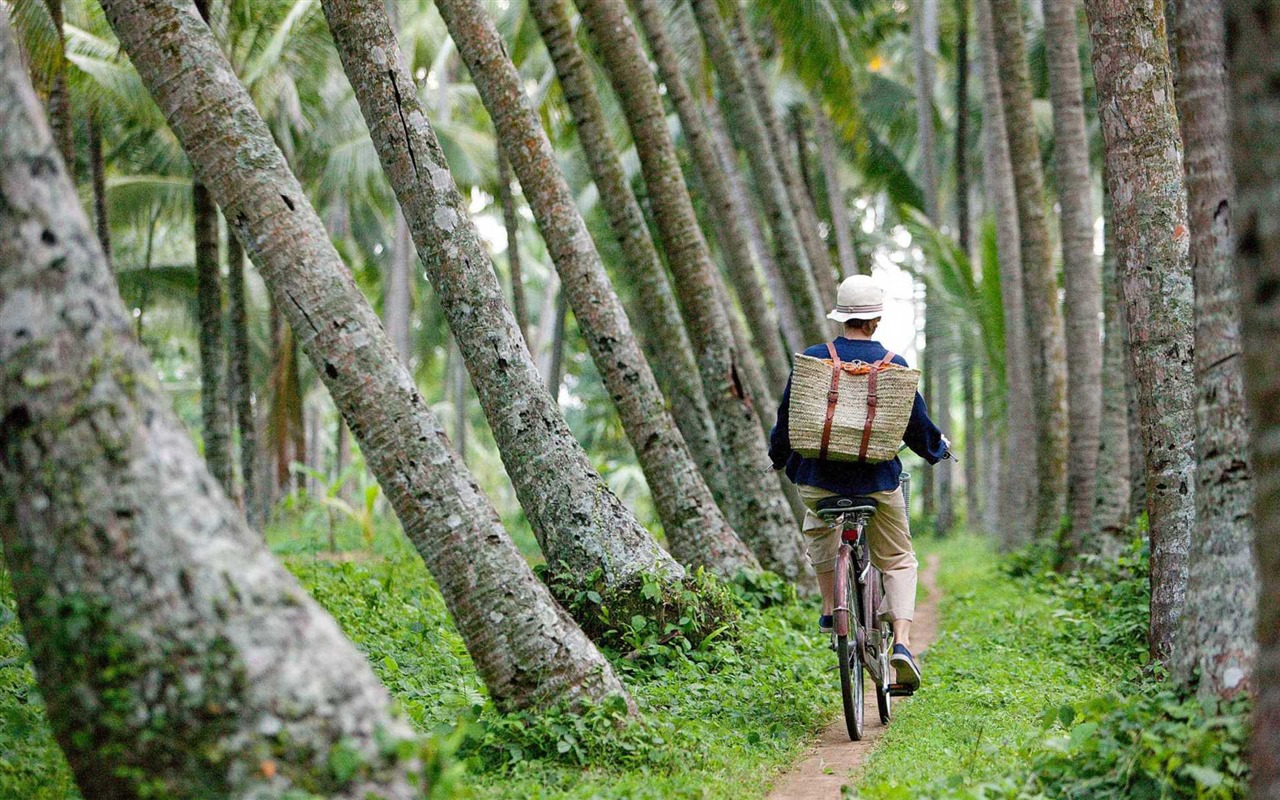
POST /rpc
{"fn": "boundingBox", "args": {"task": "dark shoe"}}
[818,614,834,634]
[890,643,921,689]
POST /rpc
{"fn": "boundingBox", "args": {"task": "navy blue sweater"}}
[768,338,947,496]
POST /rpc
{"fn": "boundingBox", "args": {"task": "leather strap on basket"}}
[819,342,842,460]
[857,351,898,462]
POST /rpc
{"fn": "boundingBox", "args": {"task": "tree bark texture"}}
[430,0,755,576]
[226,229,261,529]
[1225,3,1280,792]
[977,0,1038,549]
[1084,0,1196,665]
[1045,0,1103,550]
[1093,184,1133,545]
[99,0,629,711]
[0,25,430,795]
[527,0,737,525]
[1170,0,1257,698]
[496,149,530,343]
[688,0,828,345]
[575,0,812,585]
[88,109,111,267]
[989,0,1070,539]
[728,4,838,310]
[813,101,860,281]
[629,0,790,392]
[705,91,807,353]
[193,180,233,494]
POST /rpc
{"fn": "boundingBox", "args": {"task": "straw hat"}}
[827,275,885,322]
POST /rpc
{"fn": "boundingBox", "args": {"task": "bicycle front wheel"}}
[838,561,865,741]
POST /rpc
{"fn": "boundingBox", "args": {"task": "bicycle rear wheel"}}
[866,572,892,724]
[838,557,865,741]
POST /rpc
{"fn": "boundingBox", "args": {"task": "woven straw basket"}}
[788,352,920,463]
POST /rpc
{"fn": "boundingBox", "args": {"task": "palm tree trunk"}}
[226,228,261,529]
[689,0,828,344]
[384,209,414,364]
[956,0,979,529]
[99,0,630,711]
[1093,183,1132,547]
[629,0,790,392]
[449,335,467,457]
[527,0,735,520]
[88,109,111,267]
[1045,0,1103,553]
[194,181,233,493]
[728,5,838,309]
[0,28,427,794]
[976,0,1037,550]
[496,149,530,343]
[428,0,755,578]
[705,92,807,353]
[545,289,568,401]
[813,100,860,280]
[988,0,1070,539]
[43,0,73,170]
[574,0,812,586]
[1224,3,1280,789]
[1169,0,1256,698]
[1083,0,1196,666]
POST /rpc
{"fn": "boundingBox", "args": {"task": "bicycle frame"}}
[831,512,871,639]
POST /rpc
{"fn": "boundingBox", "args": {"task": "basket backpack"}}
[787,343,921,463]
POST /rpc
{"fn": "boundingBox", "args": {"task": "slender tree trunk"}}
[43,0,73,170]
[88,109,111,267]
[912,0,952,534]
[384,209,414,364]
[99,0,629,711]
[194,181,233,493]
[574,0,812,585]
[226,228,261,529]
[705,92,807,352]
[728,5,838,310]
[496,149,530,343]
[527,0,735,522]
[428,0,755,577]
[689,0,828,345]
[629,0,790,391]
[813,101,860,281]
[449,335,467,458]
[977,0,1037,550]
[1084,0,1196,665]
[791,107,817,217]
[1093,183,1133,546]
[546,289,568,401]
[1169,0,1257,698]
[956,0,979,528]
[1224,3,1280,790]
[1046,0,1103,552]
[0,28,428,794]
[989,0,1070,539]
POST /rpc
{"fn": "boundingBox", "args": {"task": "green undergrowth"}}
[852,534,1251,800]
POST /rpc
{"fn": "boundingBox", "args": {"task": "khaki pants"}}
[796,484,917,622]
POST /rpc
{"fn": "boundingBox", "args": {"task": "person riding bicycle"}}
[769,274,949,691]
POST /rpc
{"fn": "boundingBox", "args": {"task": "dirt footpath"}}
[767,554,942,800]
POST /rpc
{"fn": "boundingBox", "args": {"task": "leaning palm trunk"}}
[1045,0,1102,552]
[1168,0,1256,699]
[705,86,806,354]
[727,4,838,309]
[976,0,1037,549]
[574,0,812,586]
[98,0,628,711]
[629,0,790,392]
[1225,2,1280,790]
[526,0,736,525]
[1083,0,1196,666]
[226,231,261,529]
[688,0,828,345]
[988,0,1070,540]
[813,100,860,280]
[1093,184,1132,548]
[0,26,429,795]
[193,181,232,494]
[425,0,754,577]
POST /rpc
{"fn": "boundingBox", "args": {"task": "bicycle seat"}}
[815,495,879,521]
